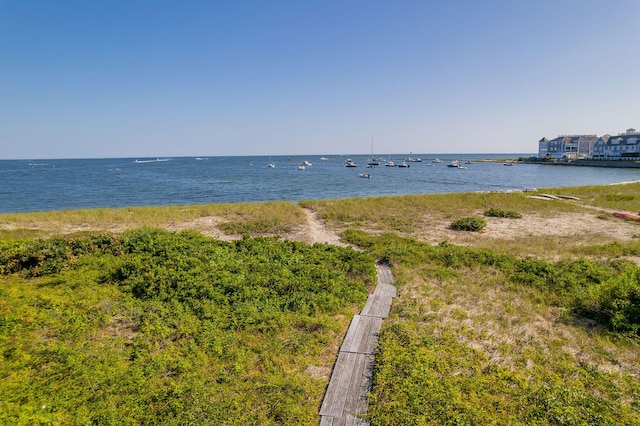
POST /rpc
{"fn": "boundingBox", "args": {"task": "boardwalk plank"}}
[361,294,393,318]
[341,315,381,354]
[376,266,395,285]
[320,415,368,426]
[374,282,396,300]
[320,416,335,426]
[320,352,357,417]
[340,315,362,353]
[343,354,374,416]
[320,265,394,425]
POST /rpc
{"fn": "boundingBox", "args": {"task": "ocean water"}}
[1,154,639,213]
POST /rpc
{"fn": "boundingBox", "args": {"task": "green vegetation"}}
[540,181,640,213]
[0,201,306,239]
[484,207,522,219]
[450,216,487,232]
[2,182,640,424]
[303,190,591,236]
[0,229,374,424]
[341,230,640,424]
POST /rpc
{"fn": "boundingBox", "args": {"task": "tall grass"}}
[0,201,306,238]
[340,230,640,425]
[302,190,594,234]
[2,182,640,423]
[540,181,640,212]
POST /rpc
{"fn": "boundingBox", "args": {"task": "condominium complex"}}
[538,128,640,159]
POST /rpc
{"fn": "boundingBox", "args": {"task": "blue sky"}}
[2,0,639,159]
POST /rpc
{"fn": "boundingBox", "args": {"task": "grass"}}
[0,201,306,239]
[484,207,522,218]
[341,230,640,424]
[0,229,375,424]
[450,216,487,231]
[303,183,640,259]
[301,190,590,236]
[2,182,640,423]
[541,181,640,212]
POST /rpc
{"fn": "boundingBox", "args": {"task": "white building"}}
[539,129,639,159]
[538,135,598,159]
[592,128,640,158]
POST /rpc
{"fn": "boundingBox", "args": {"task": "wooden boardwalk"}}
[320,265,396,425]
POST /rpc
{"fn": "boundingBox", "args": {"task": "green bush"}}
[219,218,290,235]
[484,208,522,219]
[582,269,640,336]
[450,217,487,232]
[342,230,639,335]
[342,231,640,424]
[0,229,375,424]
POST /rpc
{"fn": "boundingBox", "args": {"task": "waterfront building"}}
[538,135,598,159]
[592,129,640,158]
[539,128,639,159]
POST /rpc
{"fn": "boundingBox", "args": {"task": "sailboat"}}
[367,138,380,167]
[407,152,422,162]
[267,153,275,168]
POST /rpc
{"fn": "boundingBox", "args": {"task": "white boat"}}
[303,160,313,166]
[397,162,410,168]
[298,164,306,170]
[134,158,169,163]
[267,153,275,168]
[367,139,380,166]
[345,159,357,167]
[432,158,443,163]
[319,156,329,161]
[407,152,422,162]
[504,161,514,166]
[359,173,372,179]
[385,161,396,167]
[446,160,460,168]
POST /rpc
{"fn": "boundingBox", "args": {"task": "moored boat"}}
[407,152,422,162]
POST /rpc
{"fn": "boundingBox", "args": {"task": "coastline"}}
[526,158,640,168]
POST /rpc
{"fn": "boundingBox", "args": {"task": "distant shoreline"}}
[2,155,638,214]
[530,159,640,168]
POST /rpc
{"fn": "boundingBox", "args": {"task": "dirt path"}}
[301,207,347,246]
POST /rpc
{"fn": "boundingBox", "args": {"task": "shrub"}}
[450,217,486,232]
[0,229,376,424]
[582,269,640,335]
[484,208,522,219]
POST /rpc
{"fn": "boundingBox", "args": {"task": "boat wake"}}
[134,158,170,163]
